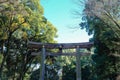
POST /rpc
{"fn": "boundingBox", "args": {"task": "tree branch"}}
[104,10,120,30]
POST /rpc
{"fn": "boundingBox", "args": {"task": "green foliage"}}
[0,0,57,79]
[79,0,120,79]
[62,63,76,80]
[0,54,3,64]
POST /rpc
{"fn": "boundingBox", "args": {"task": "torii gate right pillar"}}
[76,47,81,80]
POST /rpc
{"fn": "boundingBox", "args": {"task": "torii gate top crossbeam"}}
[28,41,93,49]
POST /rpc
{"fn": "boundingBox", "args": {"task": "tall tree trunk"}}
[0,34,11,79]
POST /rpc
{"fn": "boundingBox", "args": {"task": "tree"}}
[0,0,29,79]
[78,0,120,79]
[84,0,120,38]
[0,0,57,79]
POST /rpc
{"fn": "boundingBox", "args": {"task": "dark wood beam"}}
[28,41,93,49]
[31,52,91,56]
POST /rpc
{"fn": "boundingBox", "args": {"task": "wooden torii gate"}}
[28,41,93,80]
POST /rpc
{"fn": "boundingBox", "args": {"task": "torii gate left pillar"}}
[39,45,46,80]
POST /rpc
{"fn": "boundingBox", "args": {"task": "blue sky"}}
[41,0,92,43]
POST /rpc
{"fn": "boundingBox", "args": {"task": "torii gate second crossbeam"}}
[28,41,93,80]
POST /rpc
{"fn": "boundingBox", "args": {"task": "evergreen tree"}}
[79,0,120,79]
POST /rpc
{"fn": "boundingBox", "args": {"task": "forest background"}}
[0,0,120,80]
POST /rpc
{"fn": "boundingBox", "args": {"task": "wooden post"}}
[76,47,81,80]
[40,45,46,80]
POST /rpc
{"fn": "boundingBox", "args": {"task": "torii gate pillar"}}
[76,47,81,80]
[39,45,46,80]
